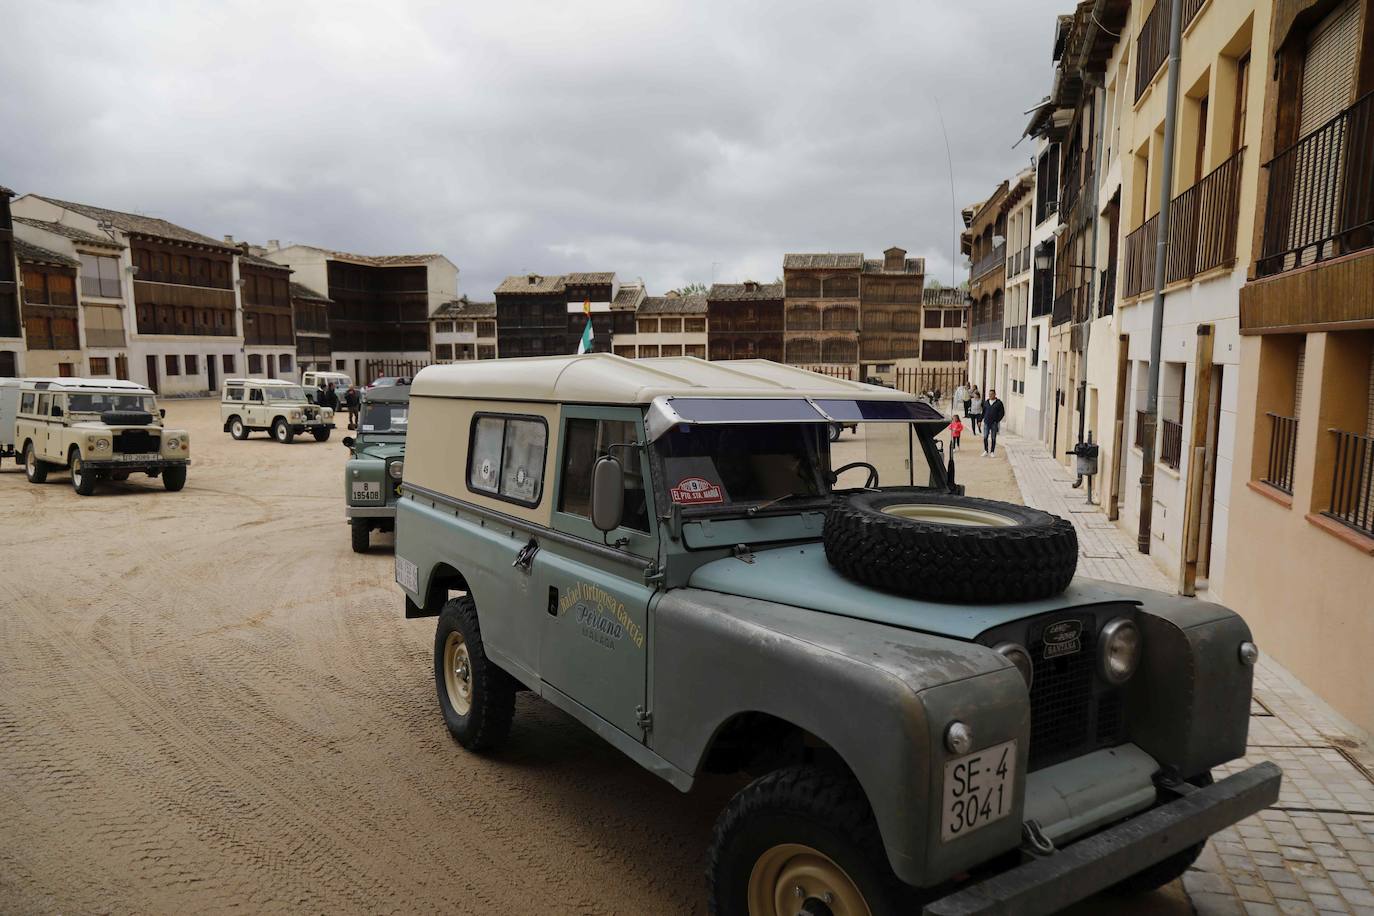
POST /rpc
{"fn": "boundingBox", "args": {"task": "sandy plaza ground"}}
[0,397,1186,914]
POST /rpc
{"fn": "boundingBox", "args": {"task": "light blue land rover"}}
[393,354,1280,916]
[341,384,409,552]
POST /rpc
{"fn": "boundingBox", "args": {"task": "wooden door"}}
[145,354,159,393]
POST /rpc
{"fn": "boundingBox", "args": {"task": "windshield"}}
[266,386,307,401]
[66,393,156,414]
[359,403,408,436]
[655,423,830,509]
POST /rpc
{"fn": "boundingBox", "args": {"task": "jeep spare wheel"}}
[823,488,1077,603]
[100,409,154,426]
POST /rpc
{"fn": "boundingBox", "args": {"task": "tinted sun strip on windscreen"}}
[665,398,827,424]
[812,399,947,422]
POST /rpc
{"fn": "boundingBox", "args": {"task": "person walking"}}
[948,415,964,451]
[344,385,360,430]
[954,381,969,418]
[321,383,339,413]
[969,387,984,435]
[982,389,1006,456]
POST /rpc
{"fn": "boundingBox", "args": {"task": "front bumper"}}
[85,457,191,471]
[347,505,396,519]
[292,422,336,432]
[923,761,1282,915]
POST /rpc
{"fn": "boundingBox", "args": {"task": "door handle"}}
[512,538,539,573]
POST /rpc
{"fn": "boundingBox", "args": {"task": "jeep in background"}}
[302,370,352,403]
[11,377,190,495]
[341,383,410,553]
[393,354,1281,916]
[220,378,335,443]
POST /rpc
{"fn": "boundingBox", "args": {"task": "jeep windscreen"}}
[65,393,157,415]
[655,423,831,514]
[265,386,307,401]
[359,403,408,436]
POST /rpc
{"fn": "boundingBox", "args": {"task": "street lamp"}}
[1034,244,1054,272]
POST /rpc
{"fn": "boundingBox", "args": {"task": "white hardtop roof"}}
[19,377,153,394]
[224,378,299,386]
[411,354,916,405]
[304,371,350,378]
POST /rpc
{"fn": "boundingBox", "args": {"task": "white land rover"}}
[220,378,335,443]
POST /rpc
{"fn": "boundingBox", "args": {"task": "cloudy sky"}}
[1,0,1065,297]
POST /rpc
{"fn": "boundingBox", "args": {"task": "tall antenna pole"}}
[934,97,958,286]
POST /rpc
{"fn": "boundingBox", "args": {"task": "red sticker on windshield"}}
[671,476,724,505]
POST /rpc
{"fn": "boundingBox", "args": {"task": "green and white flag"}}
[576,297,593,353]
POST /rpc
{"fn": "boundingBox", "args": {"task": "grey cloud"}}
[0,0,1067,296]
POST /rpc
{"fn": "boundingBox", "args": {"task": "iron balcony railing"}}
[1099,264,1116,317]
[1161,419,1183,469]
[1326,429,1374,538]
[971,242,1007,282]
[1257,91,1374,277]
[1122,213,1159,299]
[1052,289,1074,327]
[1135,410,1149,449]
[1134,0,1206,102]
[1264,413,1299,494]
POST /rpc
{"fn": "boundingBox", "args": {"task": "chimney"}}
[528,274,539,284]
[267,239,280,251]
[744,280,759,292]
[223,234,235,244]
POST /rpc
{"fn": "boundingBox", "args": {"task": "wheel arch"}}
[698,709,862,785]
[223,413,240,432]
[406,561,470,619]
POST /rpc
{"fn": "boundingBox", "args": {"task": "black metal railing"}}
[1264,413,1299,494]
[1258,91,1374,277]
[1099,264,1116,317]
[1135,410,1149,449]
[1135,2,1169,101]
[1166,147,1246,283]
[1161,419,1183,469]
[1052,289,1074,326]
[970,242,1007,282]
[1122,213,1159,298]
[1326,429,1374,537]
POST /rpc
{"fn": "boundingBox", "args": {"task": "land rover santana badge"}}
[1042,619,1082,659]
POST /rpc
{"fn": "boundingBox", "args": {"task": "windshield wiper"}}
[746,492,820,516]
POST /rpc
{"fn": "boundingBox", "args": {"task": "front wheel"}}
[1111,773,1213,895]
[272,419,294,444]
[708,765,917,916]
[433,596,516,751]
[24,443,49,483]
[71,451,97,496]
[229,417,249,440]
[350,518,370,553]
[312,426,331,442]
[162,466,187,492]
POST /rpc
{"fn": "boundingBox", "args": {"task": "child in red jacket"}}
[949,416,964,450]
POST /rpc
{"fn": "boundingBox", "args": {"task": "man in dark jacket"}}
[982,389,1006,456]
[320,384,339,413]
[344,386,360,429]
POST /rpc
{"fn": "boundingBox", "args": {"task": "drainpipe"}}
[1138,0,1184,553]
[1079,74,1105,449]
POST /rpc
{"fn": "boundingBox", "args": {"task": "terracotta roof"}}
[495,273,567,295]
[33,195,234,250]
[708,281,784,301]
[13,216,121,249]
[290,281,332,303]
[14,237,80,268]
[922,287,967,306]
[432,298,496,319]
[783,253,863,270]
[639,294,707,316]
[612,284,646,311]
[241,251,290,271]
[563,272,615,286]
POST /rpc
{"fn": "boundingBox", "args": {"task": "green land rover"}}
[341,383,409,553]
[393,354,1280,916]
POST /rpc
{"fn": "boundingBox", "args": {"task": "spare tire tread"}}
[824,489,1077,603]
[100,410,154,426]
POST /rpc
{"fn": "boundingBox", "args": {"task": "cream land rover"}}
[14,377,190,495]
[220,378,335,443]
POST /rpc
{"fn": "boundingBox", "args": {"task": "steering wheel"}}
[830,461,879,489]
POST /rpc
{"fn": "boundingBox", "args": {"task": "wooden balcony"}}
[970,242,1006,282]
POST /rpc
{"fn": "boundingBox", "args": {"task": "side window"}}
[225,386,244,401]
[51,396,65,416]
[37,394,50,416]
[467,414,547,507]
[559,418,649,532]
[249,388,263,402]
[20,393,34,413]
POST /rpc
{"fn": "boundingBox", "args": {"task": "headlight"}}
[165,437,180,450]
[388,461,404,480]
[323,408,334,419]
[1099,617,1142,685]
[994,642,1034,689]
[93,438,111,450]
[290,410,302,421]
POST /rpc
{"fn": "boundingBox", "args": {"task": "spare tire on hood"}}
[823,488,1078,603]
[100,410,154,426]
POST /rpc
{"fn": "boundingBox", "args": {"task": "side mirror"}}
[590,455,625,533]
[342,436,355,449]
[160,408,167,418]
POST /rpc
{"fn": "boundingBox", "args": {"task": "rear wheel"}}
[708,765,917,916]
[350,519,370,553]
[434,596,516,751]
[23,443,48,483]
[272,418,294,444]
[162,466,187,492]
[229,416,248,440]
[70,451,97,496]
[312,426,331,442]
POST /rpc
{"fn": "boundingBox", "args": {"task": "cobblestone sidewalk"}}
[999,431,1374,915]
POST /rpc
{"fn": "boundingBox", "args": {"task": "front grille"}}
[304,406,320,420]
[113,430,159,454]
[1020,612,1129,771]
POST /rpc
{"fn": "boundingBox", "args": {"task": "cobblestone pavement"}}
[1001,430,1374,916]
